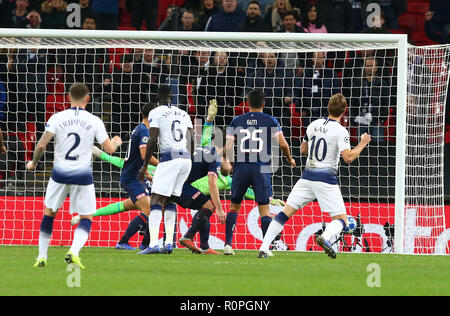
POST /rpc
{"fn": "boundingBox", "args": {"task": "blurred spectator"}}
[80,13,96,29]
[425,0,450,44]
[245,52,294,120]
[205,0,246,32]
[300,51,341,123]
[63,15,109,102]
[265,0,299,32]
[40,0,68,29]
[316,0,353,33]
[130,0,158,30]
[278,10,303,33]
[197,51,243,126]
[198,0,219,30]
[159,4,180,31]
[25,10,42,28]
[277,11,305,71]
[350,56,390,144]
[103,54,149,137]
[78,0,97,24]
[299,3,327,33]
[5,0,30,28]
[351,0,364,32]
[10,48,47,133]
[237,0,272,32]
[91,0,119,30]
[238,0,273,18]
[179,9,202,31]
[137,49,168,102]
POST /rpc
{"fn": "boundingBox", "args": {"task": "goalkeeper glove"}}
[206,99,218,122]
[269,199,286,207]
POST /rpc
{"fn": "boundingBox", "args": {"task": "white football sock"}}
[38,232,51,259]
[259,220,284,253]
[164,211,176,246]
[69,228,90,257]
[321,220,345,241]
[149,209,162,248]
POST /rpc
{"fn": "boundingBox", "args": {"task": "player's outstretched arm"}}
[26,131,54,171]
[138,127,159,182]
[201,99,217,147]
[341,133,372,164]
[208,173,226,224]
[94,146,158,175]
[277,133,296,168]
[101,135,122,154]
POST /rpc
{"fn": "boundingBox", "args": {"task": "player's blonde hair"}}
[327,93,347,117]
[69,83,90,103]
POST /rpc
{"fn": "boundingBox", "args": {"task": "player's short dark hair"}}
[248,89,265,109]
[282,10,298,20]
[157,84,172,102]
[142,102,156,118]
[69,83,89,102]
[248,0,261,10]
[327,93,347,117]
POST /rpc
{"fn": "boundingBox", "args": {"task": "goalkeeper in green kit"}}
[70,100,285,240]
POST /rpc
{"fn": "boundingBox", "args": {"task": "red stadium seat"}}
[398,14,416,35]
[289,103,303,140]
[384,108,396,143]
[45,93,70,122]
[407,2,429,14]
[234,100,250,116]
[445,124,450,143]
[411,31,437,46]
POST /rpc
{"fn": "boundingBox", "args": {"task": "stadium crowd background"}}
[0,0,448,199]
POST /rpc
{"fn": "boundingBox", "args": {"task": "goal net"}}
[0,30,448,255]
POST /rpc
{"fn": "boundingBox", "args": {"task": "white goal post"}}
[0,29,448,255]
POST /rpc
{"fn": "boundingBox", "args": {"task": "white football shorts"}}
[44,178,97,215]
[151,158,192,197]
[286,179,346,217]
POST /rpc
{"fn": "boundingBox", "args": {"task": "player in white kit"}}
[28,83,122,268]
[258,93,371,259]
[138,85,194,254]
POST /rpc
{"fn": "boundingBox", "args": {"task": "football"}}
[343,215,357,234]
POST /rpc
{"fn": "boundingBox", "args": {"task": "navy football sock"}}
[185,208,212,239]
[199,220,211,250]
[225,211,238,246]
[260,216,272,238]
[119,212,148,244]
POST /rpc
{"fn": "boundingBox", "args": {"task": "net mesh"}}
[0,34,448,254]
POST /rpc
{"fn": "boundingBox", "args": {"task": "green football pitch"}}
[1,245,449,296]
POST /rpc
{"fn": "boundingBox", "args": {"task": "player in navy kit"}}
[223,89,296,255]
[115,102,160,250]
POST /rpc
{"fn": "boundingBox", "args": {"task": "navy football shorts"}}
[121,178,150,204]
[231,163,271,205]
[174,183,210,210]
